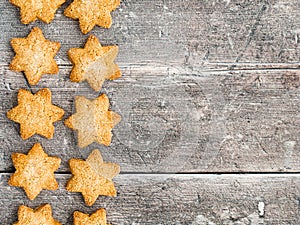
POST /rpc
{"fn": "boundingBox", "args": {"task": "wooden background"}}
[0,0,300,224]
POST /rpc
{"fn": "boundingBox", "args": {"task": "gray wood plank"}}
[1,174,300,224]
[1,66,299,173]
[1,1,300,223]
[0,0,300,68]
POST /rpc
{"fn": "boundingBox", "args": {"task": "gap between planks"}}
[1,171,300,176]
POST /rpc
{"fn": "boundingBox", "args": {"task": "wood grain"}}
[1,66,299,173]
[0,0,300,69]
[1,0,300,223]
[1,174,300,224]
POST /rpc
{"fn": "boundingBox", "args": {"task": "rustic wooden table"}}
[1,0,300,224]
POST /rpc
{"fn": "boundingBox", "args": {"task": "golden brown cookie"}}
[14,204,62,225]
[64,0,120,34]
[10,27,60,85]
[74,209,109,225]
[9,143,61,200]
[64,94,121,148]
[10,0,66,24]
[7,88,64,140]
[68,35,121,91]
[66,149,120,206]
[86,149,120,180]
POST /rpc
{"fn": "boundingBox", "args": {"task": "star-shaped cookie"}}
[10,27,60,85]
[66,149,120,206]
[14,204,62,225]
[7,88,64,140]
[64,94,121,148]
[10,0,66,24]
[9,143,61,200]
[68,35,121,92]
[64,0,120,34]
[74,209,109,225]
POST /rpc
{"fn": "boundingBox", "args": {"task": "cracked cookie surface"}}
[14,204,62,225]
[10,0,65,24]
[64,0,120,34]
[66,150,119,206]
[9,143,61,200]
[7,88,64,140]
[10,27,60,85]
[64,94,120,148]
[74,209,109,225]
[68,35,121,92]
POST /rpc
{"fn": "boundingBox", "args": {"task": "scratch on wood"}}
[227,33,235,51]
[254,136,268,155]
[4,82,12,91]
[258,201,265,217]
[197,193,201,205]
[283,140,297,169]
[136,151,147,166]
[231,2,268,68]
[192,215,216,225]
[281,72,300,89]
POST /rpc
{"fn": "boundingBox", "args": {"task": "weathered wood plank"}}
[1,1,300,223]
[0,0,300,68]
[1,66,299,173]
[1,174,300,224]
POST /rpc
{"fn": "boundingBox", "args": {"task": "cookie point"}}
[33,142,42,149]
[40,87,52,95]
[31,27,43,34]
[88,34,98,40]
